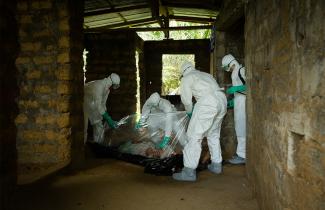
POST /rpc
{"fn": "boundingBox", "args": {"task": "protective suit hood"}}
[147,92,160,106]
[180,61,195,77]
[108,73,120,89]
[221,54,240,72]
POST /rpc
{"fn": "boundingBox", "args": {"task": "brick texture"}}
[84,32,138,120]
[15,0,84,184]
[246,0,325,209]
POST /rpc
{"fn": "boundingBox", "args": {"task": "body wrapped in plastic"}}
[98,111,189,159]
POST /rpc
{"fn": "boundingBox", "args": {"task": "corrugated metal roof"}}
[168,8,218,19]
[84,0,221,30]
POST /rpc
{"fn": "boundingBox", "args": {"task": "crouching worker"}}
[84,73,120,144]
[173,61,227,182]
[136,92,175,149]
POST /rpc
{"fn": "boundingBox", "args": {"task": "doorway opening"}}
[161,54,195,96]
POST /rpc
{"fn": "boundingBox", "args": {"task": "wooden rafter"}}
[88,17,157,30]
[163,16,170,39]
[85,4,149,17]
[168,15,216,23]
[149,0,169,37]
[85,25,212,32]
[160,1,219,10]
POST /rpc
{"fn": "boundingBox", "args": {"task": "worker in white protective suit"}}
[173,61,227,182]
[136,92,178,149]
[221,54,246,164]
[84,73,120,144]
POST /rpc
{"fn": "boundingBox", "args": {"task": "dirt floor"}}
[14,159,259,210]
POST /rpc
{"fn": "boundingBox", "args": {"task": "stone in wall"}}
[15,0,84,184]
[246,0,325,209]
[84,31,138,119]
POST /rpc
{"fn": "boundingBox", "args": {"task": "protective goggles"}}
[222,59,235,72]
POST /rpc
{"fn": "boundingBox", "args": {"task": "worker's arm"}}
[102,112,118,129]
[94,81,108,115]
[226,85,246,94]
[180,76,193,116]
[135,100,152,129]
[140,100,152,122]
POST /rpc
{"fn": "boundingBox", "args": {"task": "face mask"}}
[112,84,120,89]
[222,65,230,72]
[222,59,236,72]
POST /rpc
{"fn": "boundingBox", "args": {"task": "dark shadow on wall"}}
[0,0,19,209]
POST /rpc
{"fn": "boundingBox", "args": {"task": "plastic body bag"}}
[88,111,213,176]
[97,111,189,159]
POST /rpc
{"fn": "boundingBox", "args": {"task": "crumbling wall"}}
[84,31,138,119]
[143,39,210,99]
[15,0,84,184]
[246,0,325,209]
[0,1,18,208]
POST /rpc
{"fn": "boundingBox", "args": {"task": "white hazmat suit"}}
[173,61,227,181]
[139,93,173,138]
[139,92,186,148]
[222,54,246,160]
[84,73,120,144]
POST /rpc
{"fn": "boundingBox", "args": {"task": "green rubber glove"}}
[135,120,143,130]
[226,85,246,94]
[158,136,171,149]
[227,99,234,109]
[102,112,118,129]
[186,104,195,118]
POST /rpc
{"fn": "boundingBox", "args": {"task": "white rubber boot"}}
[172,167,196,182]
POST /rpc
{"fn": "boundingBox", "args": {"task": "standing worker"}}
[84,73,120,144]
[173,61,227,182]
[221,54,246,164]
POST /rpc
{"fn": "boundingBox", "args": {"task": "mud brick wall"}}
[246,0,325,209]
[143,39,210,99]
[15,0,84,184]
[84,31,138,119]
[0,1,18,209]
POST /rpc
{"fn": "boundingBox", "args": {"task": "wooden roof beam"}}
[86,25,212,32]
[168,15,216,23]
[160,1,219,10]
[85,4,149,17]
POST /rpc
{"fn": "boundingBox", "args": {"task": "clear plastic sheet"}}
[98,111,189,159]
